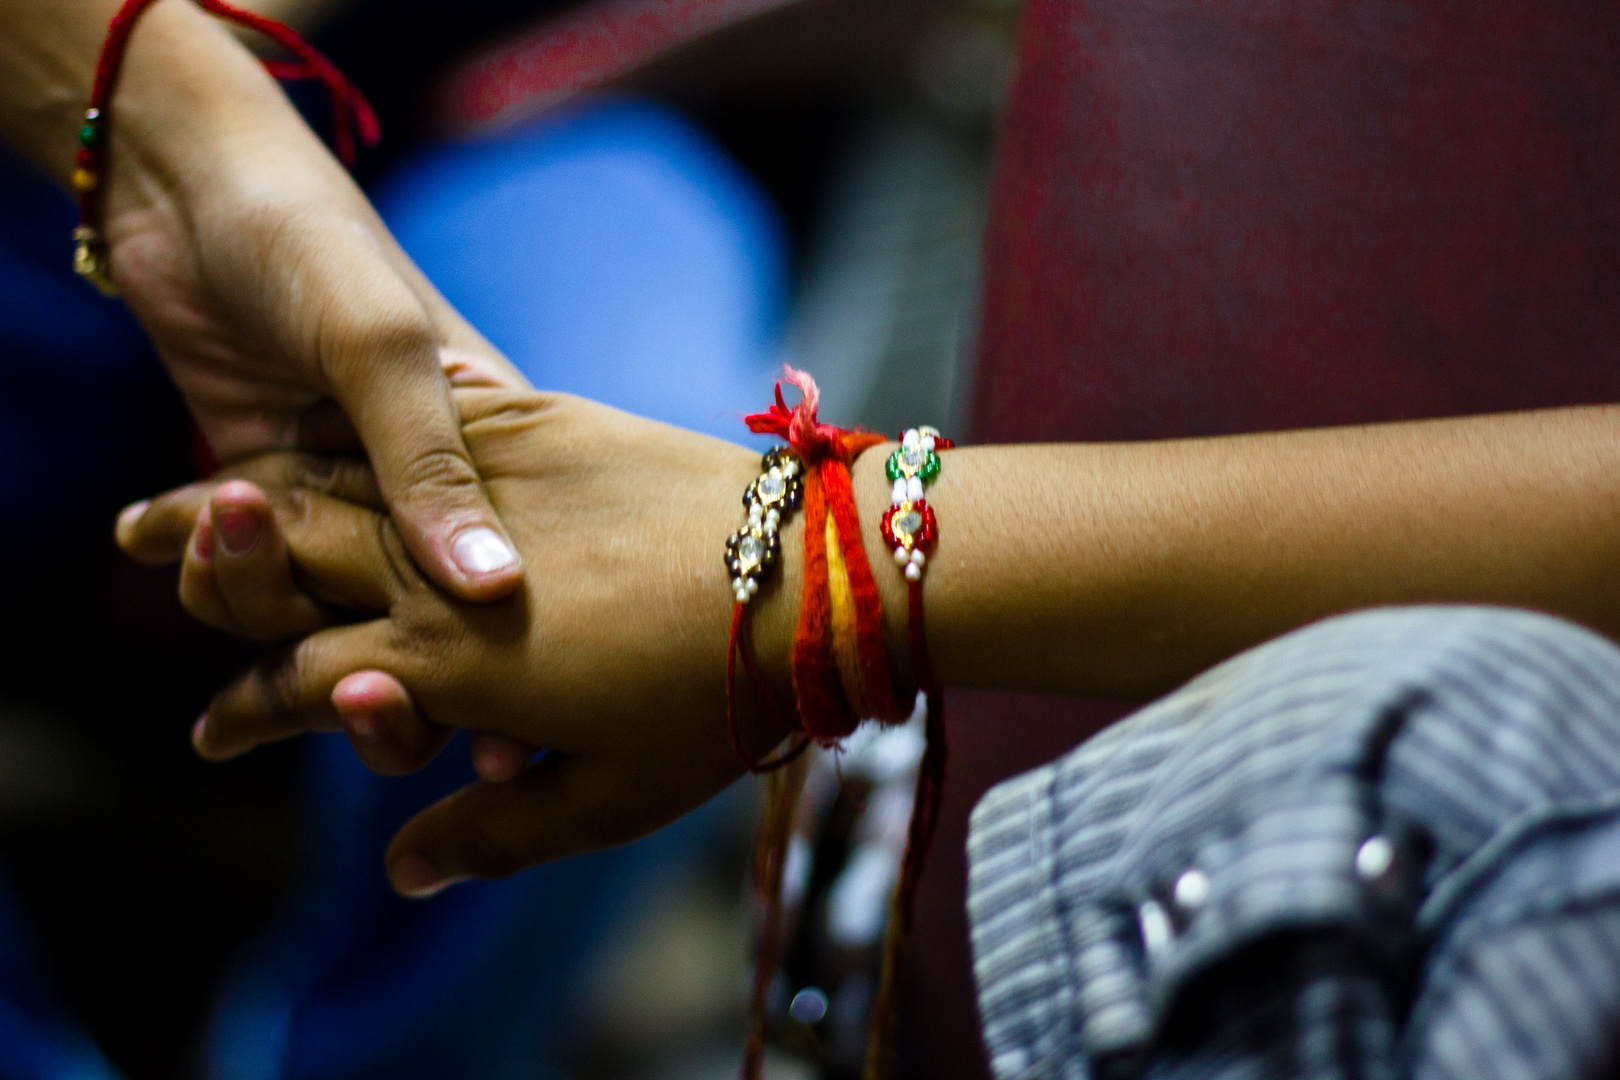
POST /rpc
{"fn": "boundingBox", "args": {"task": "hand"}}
[122,389,801,896]
[1,0,525,599]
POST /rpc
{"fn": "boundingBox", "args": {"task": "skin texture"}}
[125,390,802,895]
[0,0,524,600]
[122,394,1620,895]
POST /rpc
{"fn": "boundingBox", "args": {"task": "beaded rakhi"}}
[880,425,954,582]
[724,447,803,604]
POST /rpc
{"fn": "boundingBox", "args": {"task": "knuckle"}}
[458,390,553,434]
[291,452,345,494]
[318,308,439,377]
[395,447,482,499]
[269,486,316,531]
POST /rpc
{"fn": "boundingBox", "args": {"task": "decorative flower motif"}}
[745,448,803,513]
[885,443,940,484]
[725,525,782,600]
[882,500,938,582]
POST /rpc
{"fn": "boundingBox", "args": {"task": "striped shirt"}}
[967,606,1620,1080]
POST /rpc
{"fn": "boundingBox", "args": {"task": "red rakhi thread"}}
[742,369,898,743]
[73,0,379,295]
[730,373,954,1080]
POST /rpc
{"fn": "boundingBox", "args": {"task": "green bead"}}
[886,446,943,483]
[78,123,102,149]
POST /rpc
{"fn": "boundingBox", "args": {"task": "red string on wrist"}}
[733,370,954,1080]
[190,0,379,165]
[726,603,809,774]
[819,445,909,725]
[789,462,853,740]
[74,0,378,294]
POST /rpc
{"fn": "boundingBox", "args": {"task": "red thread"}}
[734,370,955,1080]
[726,603,810,775]
[820,451,908,724]
[742,752,810,1080]
[790,464,856,741]
[80,0,378,232]
[745,367,851,464]
[191,0,379,165]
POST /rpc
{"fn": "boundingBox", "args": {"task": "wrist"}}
[740,444,922,736]
[105,1,314,206]
[0,0,264,188]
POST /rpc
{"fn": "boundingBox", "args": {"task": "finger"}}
[221,453,384,509]
[470,733,537,783]
[117,455,384,566]
[178,505,240,634]
[119,483,213,564]
[384,755,653,897]
[317,308,522,602]
[439,345,528,391]
[332,670,451,776]
[263,488,407,614]
[196,619,394,761]
[210,481,333,643]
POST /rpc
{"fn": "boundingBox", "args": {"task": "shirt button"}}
[1356,834,1396,881]
[1173,868,1210,911]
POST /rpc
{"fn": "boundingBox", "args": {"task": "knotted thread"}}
[734,368,950,1080]
[744,368,902,743]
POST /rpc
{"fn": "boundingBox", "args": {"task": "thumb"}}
[321,312,523,602]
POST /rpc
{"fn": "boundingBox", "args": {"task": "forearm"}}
[845,404,1620,702]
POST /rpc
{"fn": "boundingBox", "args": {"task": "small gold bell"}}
[72,226,120,297]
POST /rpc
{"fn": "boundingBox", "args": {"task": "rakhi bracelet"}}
[74,0,379,295]
[865,425,954,1079]
[731,370,952,1080]
[880,425,954,583]
[723,447,811,776]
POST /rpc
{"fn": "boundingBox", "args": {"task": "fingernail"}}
[215,506,261,557]
[192,715,208,748]
[473,745,523,784]
[193,521,213,563]
[390,855,463,899]
[117,500,151,535]
[451,527,517,577]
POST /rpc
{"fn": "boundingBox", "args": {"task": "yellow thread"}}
[825,514,870,720]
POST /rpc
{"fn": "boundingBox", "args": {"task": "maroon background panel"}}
[975,0,1620,445]
[907,3,1620,1077]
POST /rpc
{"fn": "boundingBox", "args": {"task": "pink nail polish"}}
[193,521,213,563]
[215,506,260,556]
[191,715,208,746]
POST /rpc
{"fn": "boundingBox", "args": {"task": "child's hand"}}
[119,390,801,897]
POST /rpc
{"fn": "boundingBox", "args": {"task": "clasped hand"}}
[119,390,796,897]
